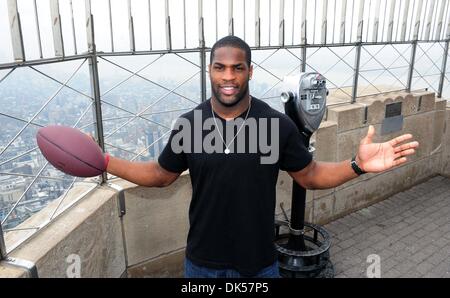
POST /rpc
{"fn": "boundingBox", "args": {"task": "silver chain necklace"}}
[211,97,252,154]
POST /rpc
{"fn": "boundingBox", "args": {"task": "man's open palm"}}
[357,125,419,173]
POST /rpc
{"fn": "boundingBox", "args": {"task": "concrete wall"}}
[442,100,450,177]
[0,91,448,278]
[312,91,449,224]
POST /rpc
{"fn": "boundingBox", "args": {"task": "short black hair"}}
[210,35,251,67]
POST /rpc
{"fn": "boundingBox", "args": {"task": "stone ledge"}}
[0,262,29,278]
[2,183,126,278]
[127,248,185,278]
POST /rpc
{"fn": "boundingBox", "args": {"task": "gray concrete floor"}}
[324,175,450,278]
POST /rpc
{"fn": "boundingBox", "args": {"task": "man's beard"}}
[211,82,249,107]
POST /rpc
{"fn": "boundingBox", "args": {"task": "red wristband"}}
[104,153,110,169]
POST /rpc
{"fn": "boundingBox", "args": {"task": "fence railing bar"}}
[400,0,410,42]
[2,227,40,232]
[387,0,396,42]
[100,99,171,131]
[49,177,78,221]
[252,49,280,71]
[365,0,372,43]
[165,0,171,50]
[269,0,272,44]
[1,161,49,226]
[228,0,234,36]
[0,147,39,167]
[292,0,296,44]
[100,54,164,97]
[7,0,25,62]
[413,0,424,40]
[381,0,389,41]
[0,68,16,84]
[435,0,446,40]
[243,0,246,40]
[108,0,114,52]
[255,0,260,47]
[430,0,440,39]
[373,0,381,42]
[0,59,86,157]
[301,0,307,44]
[148,0,152,50]
[322,0,329,44]
[30,66,93,100]
[445,0,450,38]
[33,0,43,59]
[339,0,347,43]
[313,0,317,44]
[0,172,72,182]
[416,43,445,73]
[173,53,202,70]
[50,0,64,57]
[424,0,436,40]
[69,0,77,55]
[99,56,199,106]
[349,0,355,42]
[0,112,45,129]
[279,0,285,46]
[130,130,172,162]
[420,0,430,40]
[183,0,186,48]
[359,48,410,87]
[89,107,195,126]
[284,47,354,98]
[103,71,200,139]
[128,0,135,52]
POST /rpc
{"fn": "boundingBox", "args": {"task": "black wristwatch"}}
[351,156,366,176]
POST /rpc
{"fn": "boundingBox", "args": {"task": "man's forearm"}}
[304,159,360,190]
[106,156,173,187]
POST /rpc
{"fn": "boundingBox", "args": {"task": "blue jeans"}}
[184,258,280,278]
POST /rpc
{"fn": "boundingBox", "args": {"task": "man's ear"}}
[249,64,253,80]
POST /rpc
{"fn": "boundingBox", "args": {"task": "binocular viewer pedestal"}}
[276,73,334,278]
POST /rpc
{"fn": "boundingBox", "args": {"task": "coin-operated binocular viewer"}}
[275,73,334,278]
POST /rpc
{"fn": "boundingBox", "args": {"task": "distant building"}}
[0,175,26,206]
[146,129,163,158]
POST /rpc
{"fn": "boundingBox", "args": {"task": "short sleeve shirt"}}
[158,97,312,276]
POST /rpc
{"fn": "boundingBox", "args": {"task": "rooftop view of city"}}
[1,0,449,258]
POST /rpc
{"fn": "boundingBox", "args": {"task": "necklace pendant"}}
[224,148,230,154]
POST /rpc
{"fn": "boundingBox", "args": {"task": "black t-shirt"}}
[158,97,312,276]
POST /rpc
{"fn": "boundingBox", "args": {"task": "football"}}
[36,125,107,177]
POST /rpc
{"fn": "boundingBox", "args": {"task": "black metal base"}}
[274,221,335,278]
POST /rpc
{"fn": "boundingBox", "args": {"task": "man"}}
[105,36,419,278]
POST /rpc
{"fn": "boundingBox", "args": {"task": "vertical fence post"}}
[7,0,25,62]
[407,0,423,93]
[228,0,234,36]
[279,0,285,46]
[438,40,449,98]
[199,0,207,102]
[86,0,107,183]
[255,0,260,47]
[1,220,39,277]
[165,0,172,50]
[352,43,362,103]
[406,41,417,92]
[352,0,364,103]
[301,46,307,72]
[128,0,135,52]
[0,221,6,260]
[300,0,307,72]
